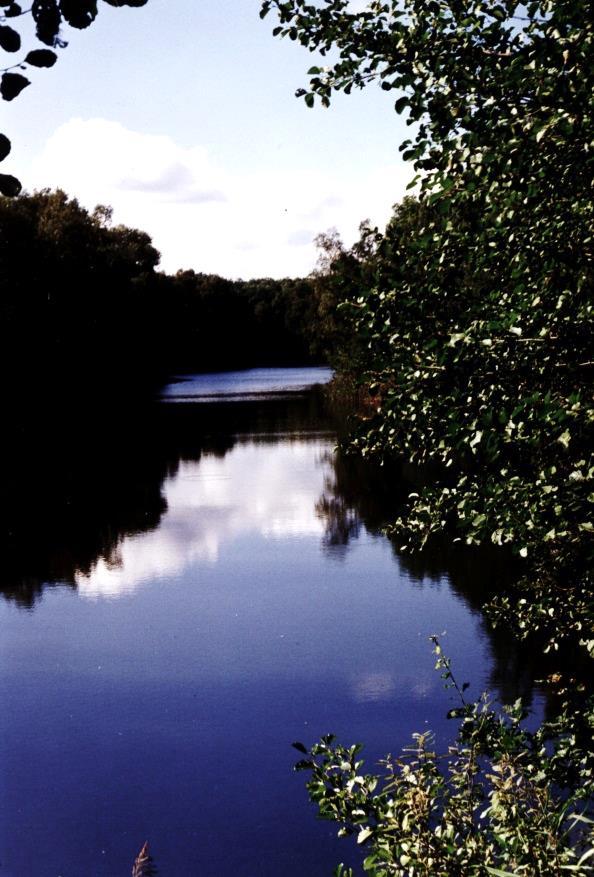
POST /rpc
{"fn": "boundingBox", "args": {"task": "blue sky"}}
[4,0,412,278]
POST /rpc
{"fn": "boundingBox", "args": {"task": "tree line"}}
[0,188,331,414]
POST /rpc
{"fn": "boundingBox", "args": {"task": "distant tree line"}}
[0,189,330,411]
[165,268,323,373]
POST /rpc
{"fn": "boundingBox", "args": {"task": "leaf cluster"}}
[0,0,148,195]
[294,642,594,877]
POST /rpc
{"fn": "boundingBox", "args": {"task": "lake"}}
[0,368,544,876]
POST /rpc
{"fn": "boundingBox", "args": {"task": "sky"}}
[3,0,412,279]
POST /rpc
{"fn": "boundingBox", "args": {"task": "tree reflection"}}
[0,389,331,607]
[2,386,568,711]
[314,445,578,710]
[1,404,168,608]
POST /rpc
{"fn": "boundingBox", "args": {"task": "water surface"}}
[161,366,334,402]
[0,368,543,876]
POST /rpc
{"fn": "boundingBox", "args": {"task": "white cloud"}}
[30,117,411,279]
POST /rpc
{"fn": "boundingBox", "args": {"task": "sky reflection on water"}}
[161,366,334,401]
[76,438,332,600]
[0,371,545,877]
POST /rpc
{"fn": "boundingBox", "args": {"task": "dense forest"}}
[0,188,330,414]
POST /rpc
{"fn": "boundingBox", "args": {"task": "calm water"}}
[0,368,544,876]
[161,366,334,401]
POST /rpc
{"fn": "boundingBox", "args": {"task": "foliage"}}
[329,194,593,653]
[261,0,594,648]
[157,269,324,372]
[0,188,162,397]
[294,640,594,877]
[310,223,382,371]
[0,0,148,195]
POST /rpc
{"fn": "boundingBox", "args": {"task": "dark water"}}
[0,368,544,876]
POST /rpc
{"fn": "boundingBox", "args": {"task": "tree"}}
[0,0,148,195]
[261,0,593,647]
[310,223,381,368]
[0,188,162,399]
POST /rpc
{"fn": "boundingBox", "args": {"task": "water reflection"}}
[0,374,552,876]
[314,445,558,709]
[77,438,332,600]
[351,671,398,703]
[1,384,544,711]
[161,366,334,401]
[0,389,330,607]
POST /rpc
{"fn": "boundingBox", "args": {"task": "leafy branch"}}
[0,0,149,196]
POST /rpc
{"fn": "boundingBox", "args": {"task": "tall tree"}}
[261,0,594,647]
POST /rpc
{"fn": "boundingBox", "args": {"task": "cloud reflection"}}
[76,439,330,600]
[350,671,437,704]
[351,672,397,703]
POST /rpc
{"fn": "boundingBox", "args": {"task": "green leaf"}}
[0,132,11,162]
[294,759,314,771]
[59,0,97,29]
[486,869,521,877]
[32,0,62,47]
[2,3,23,17]
[447,707,464,718]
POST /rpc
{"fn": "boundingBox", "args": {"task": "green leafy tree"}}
[0,0,148,195]
[261,0,594,650]
[162,269,322,371]
[310,222,382,369]
[0,188,162,397]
